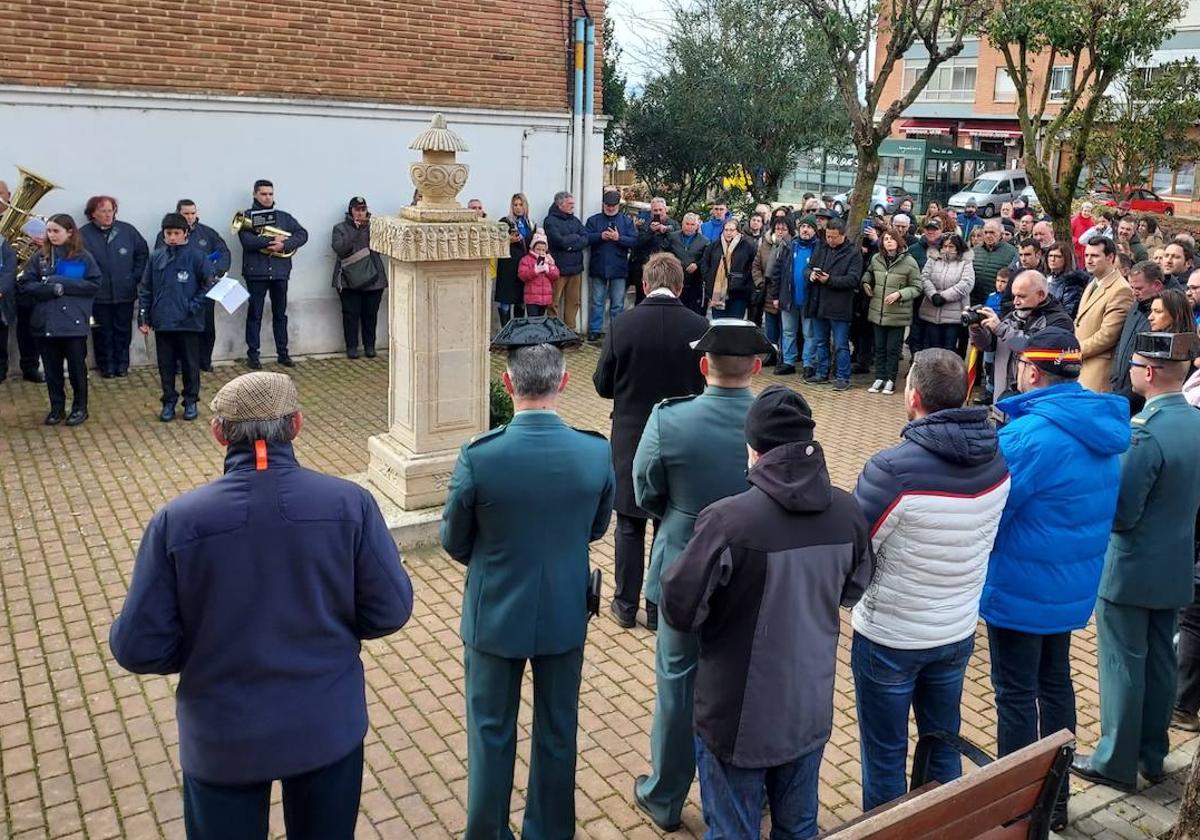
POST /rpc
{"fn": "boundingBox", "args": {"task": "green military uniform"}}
[631,319,772,829]
[1089,385,1200,786]
[441,317,615,840]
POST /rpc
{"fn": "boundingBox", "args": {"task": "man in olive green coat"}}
[1073,332,1200,792]
[631,319,770,831]
[441,317,615,840]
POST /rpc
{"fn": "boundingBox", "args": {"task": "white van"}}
[948,169,1029,217]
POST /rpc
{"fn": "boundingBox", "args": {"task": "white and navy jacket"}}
[852,407,1010,650]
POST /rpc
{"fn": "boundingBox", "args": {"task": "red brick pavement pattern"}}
[0,346,1178,838]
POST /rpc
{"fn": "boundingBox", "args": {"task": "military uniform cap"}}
[1133,331,1200,361]
[689,319,775,356]
[490,316,581,351]
[210,372,300,421]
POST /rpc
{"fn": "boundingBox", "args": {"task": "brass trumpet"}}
[230,211,295,258]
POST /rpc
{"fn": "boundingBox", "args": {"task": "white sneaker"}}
[882,380,895,395]
[867,379,884,393]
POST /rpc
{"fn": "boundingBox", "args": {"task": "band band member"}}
[330,197,387,359]
[155,200,231,371]
[80,195,148,378]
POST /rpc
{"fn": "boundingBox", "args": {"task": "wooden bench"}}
[820,729,1075,840]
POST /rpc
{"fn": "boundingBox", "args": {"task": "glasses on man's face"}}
[1129,360,1163,370]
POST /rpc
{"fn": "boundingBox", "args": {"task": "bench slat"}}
[975,817,1032,840]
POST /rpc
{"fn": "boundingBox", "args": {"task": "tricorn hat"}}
[490,316,581,350]
[689,319,775,356]
[1134,331,1200,361]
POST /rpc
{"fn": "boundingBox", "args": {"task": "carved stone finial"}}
[408,113,469,154]
[408,114,471,216]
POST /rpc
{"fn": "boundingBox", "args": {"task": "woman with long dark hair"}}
[18,214,101,425]
[1045,242,1090,319]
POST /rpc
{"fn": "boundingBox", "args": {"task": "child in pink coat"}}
[517,231,560,315]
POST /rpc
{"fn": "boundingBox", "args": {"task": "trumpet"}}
[231,211,295,258]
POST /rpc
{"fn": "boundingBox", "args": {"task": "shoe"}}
[764,349,779,367]
[65,409,88,427]
[23,371,45,383]
[182,402,199,421]
[633,775,681,833]
[100,371,115,379]
[116,369,129,377]
[1070,754,1136,793]
[644,602,659,632]
[160,403,176,422]
[867,379,884,393]
[364,348,377,358]
[803,373,829,385]
[774,363,796,376]
[199,364,213,373]
[882,380,895,395]
[586,333,602,344]
[246,356,262,370]
[1141,766,1167,784]
[851,362,870,375]
[43,409,64,426]
[347,349,360,360]
[833,380,851,391]
[277,355,296,367]
[609,602,635,629]
[802,366,815,380]
[1172,709,1200,732]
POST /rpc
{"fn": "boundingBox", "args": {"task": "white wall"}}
[0,86,607,364]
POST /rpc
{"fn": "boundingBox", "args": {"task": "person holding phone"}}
[496,193,537,327]
[584,190,638,342]
[517,232,560,315]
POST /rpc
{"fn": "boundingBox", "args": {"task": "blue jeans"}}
[588,276,626,335]
[987,626,1076,758]
[802,316,817,368]
[714,298,748,320]
[764,311,781,345]
[811,318,851,382]
[780,308,801,365]
[695,735,823,840]
[851,633,974,811]
[921,320,961,352]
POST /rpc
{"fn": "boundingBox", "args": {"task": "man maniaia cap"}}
[1134,331,1200,361]
[689,319,775,356]
[210,372,300,421]
[1008,327,1082,378]
[489,316,581,351]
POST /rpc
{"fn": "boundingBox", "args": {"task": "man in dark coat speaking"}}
[594,252,708,630]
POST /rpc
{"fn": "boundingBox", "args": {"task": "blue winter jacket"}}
[138,244,216,332]
[957,212,984,240]
[17,247,102,338]
[542,204,589,276]
[979,382,1130,633]
[585,211,638,280]
[109,441,413,785]
[80,220,149,303]
[155,222,232,277]
[701,213,732,242]
[238,203,309,281]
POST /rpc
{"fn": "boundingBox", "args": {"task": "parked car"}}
[831,184,909,216]
[948,169,1029,217]
[1094,187,1175,216]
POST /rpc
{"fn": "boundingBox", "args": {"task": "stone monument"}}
[363,114,507,536]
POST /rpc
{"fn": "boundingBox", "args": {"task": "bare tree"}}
[796,0,987,235]
[1173,748,1200,840]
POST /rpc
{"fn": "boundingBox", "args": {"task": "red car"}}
[1095,187,1175,216]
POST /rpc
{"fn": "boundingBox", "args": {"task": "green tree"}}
[601,17,628,156]
[983,0,1186,239]
[1082,61,1200,200]
[797,0,987,236]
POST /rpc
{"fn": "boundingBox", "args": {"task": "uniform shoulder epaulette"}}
[466,426,507,447]
[571,427,608,440]
[656,394,699,410]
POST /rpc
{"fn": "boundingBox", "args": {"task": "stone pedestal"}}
[365,212,507,510]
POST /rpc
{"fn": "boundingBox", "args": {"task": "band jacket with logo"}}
[138,244,216,332]
[155,222,232,278]
[17,246,102,338]
[238,202,309,282]
[80,220,149,303]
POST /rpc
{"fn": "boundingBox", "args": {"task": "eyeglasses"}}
[1129,360,1163,370]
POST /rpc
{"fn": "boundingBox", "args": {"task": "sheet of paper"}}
[205,275,250,315]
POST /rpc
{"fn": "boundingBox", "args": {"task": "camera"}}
[961,304,988,327]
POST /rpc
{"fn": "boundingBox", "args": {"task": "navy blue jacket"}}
[80,220,149,303]
[109,442,413,785]
[155,221,232,277]
[0,236,16,327]
[542,203,589,276]
[238,203,309,281]
[17,247,102,338]
[585,211,638,280]
[138,244,216,332]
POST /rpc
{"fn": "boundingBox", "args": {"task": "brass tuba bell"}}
[230,211,295,258]
[0,166,58,273]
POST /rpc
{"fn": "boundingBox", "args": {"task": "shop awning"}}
[899,118,956,136]
[960,120,1023,139]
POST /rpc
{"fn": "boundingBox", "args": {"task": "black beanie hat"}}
[745,384,815,453]
[161,213,188,232]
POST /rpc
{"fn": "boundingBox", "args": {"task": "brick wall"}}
[0,0,604,113]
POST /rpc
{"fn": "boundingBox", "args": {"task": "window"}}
[994,68,1017,103]
[1176,163,1196,197]
[1153,168,1174,194]
[904,59,978,102]
[1013,177,1028,191]
[1049,66,1073,101]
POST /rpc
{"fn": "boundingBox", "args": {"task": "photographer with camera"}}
[968,269,1073,402]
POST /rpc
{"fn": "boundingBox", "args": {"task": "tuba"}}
[0,166,58,273]
[230,211,295,258]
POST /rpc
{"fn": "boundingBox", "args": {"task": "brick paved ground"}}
[0,344,1193,839]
